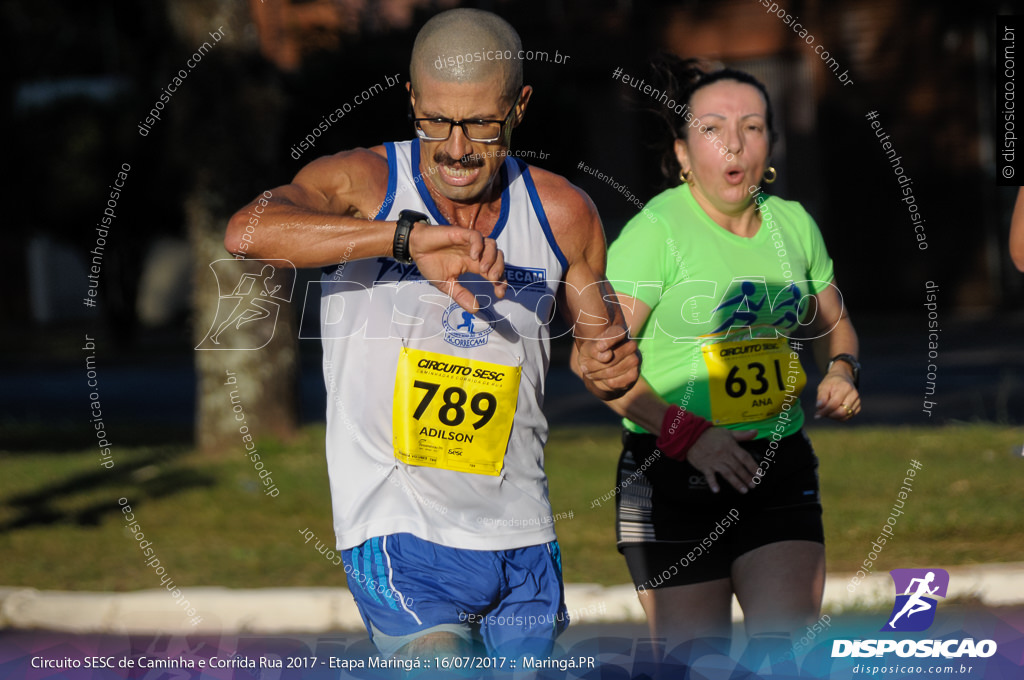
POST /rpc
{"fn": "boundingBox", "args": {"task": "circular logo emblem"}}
[441,303,493,348]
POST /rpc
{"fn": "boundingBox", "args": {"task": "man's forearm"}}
[574,280,627,338]
[225,199,395,267]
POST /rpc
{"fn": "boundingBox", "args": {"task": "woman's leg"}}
[638,578,734,642]
[731,539,825,636]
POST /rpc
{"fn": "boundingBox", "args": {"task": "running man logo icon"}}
[196,259,295,350]
[709,279,808,336]
[711,280,767,334]
[881,568,950,632]
[441,302,493,348]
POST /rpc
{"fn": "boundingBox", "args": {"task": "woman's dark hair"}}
[648,54,778,185]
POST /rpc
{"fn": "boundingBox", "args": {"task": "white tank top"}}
[320,139,567,551]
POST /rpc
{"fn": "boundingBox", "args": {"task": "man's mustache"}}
[433,150,490,168]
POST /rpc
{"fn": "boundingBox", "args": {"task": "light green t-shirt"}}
[607,184,835,439]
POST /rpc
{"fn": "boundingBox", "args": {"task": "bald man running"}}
[225,8,638,659]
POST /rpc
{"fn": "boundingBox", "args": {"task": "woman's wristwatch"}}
[827,353,860,388]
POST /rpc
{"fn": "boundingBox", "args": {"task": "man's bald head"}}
[411,9,523,106]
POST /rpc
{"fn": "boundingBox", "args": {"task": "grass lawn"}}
[1,424,1021,591]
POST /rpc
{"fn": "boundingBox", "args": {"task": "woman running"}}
[573,57,862,653]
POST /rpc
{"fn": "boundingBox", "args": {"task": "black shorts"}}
[616,428,824,588]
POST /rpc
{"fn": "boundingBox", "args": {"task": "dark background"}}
[3,0,1022,442]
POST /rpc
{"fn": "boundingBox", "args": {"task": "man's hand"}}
[575,325,640,401]
[408,225,507,314]
[686,428,759,494]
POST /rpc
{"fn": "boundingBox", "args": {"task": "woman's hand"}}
[815,372,860,421]
[686,427,759,494]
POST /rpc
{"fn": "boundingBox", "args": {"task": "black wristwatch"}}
[393,209,429,264]
[827,353,860,388]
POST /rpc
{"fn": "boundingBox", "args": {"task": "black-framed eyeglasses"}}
[410,91,521,143]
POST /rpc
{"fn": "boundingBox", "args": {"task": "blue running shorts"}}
[340,533,568,657]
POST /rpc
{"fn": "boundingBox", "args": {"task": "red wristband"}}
[655,405,713,462]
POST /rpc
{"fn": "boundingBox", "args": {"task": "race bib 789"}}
[392,347,520,475]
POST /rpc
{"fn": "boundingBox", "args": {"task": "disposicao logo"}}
[831,568,997,659]
[882,568,948,632]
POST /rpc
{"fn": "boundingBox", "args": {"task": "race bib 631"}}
[702,339,806,425]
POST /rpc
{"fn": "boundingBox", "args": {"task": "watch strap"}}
[393,222,414,264]
[828,353,860,387]
[393,210,428,264]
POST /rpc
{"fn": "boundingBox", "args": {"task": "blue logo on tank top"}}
[441,303,493,348]
[504,265,547,293]
[375,258,423,282]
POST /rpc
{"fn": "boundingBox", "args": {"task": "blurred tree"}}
[166,0,298,452]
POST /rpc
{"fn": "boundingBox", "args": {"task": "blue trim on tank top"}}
[487,159,512,241]
[321,143,398,277]
[411,138,511,238]
[380,141,398,219]
[519,160,569,270]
